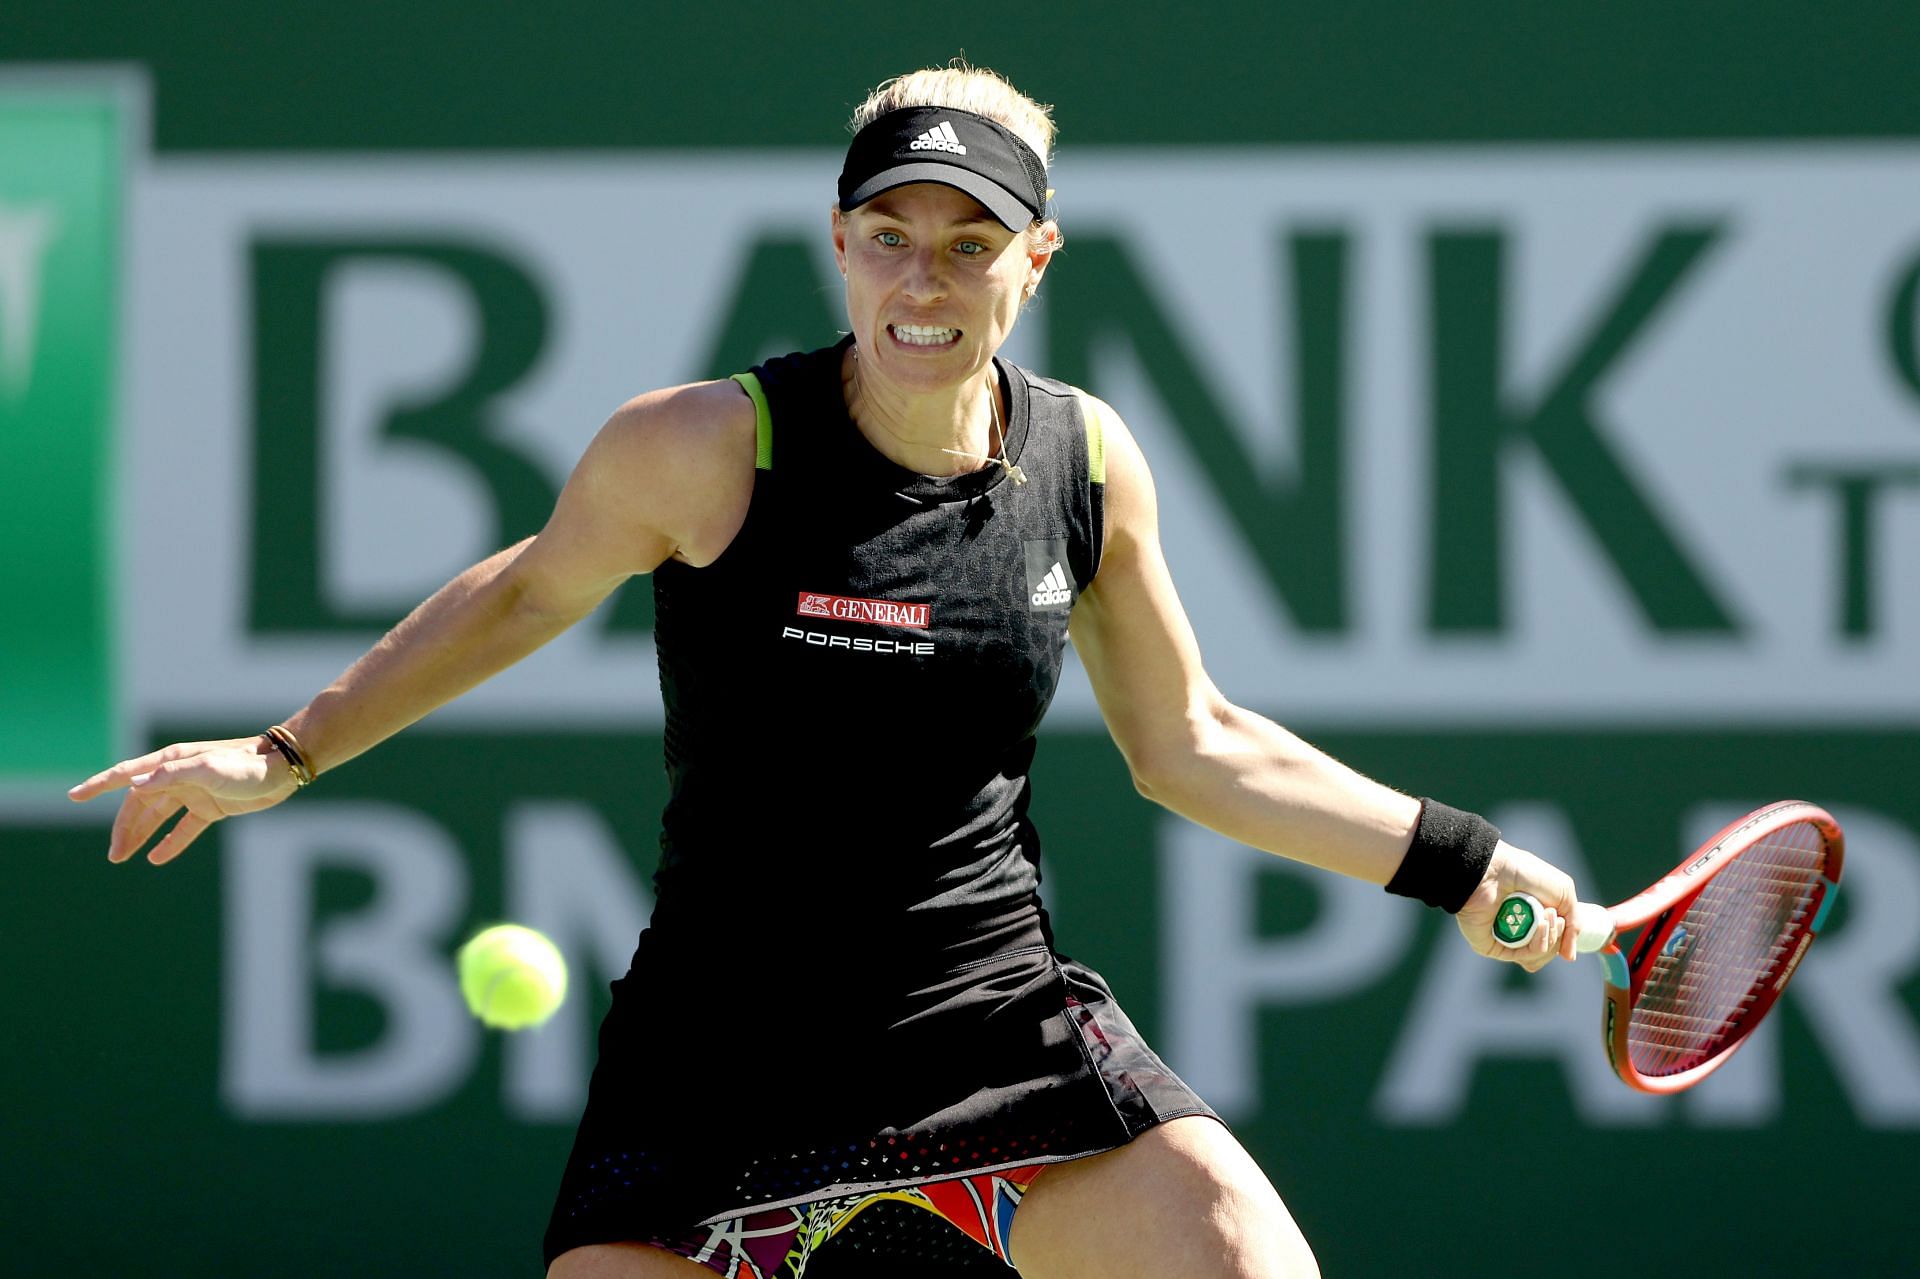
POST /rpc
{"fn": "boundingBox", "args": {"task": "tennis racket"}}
[1493,800,1844,1094]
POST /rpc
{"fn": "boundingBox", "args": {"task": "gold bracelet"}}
[264,724,315,788]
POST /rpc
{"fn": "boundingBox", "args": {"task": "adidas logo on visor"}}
[1031,562,1072,607]
[908,120,968,155]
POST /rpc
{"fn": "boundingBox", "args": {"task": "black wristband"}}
[1385,799,1502,913]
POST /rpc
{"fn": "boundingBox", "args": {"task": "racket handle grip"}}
[1493,892,1615,954]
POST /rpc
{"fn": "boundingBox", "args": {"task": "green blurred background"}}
[6,5,1919,1275]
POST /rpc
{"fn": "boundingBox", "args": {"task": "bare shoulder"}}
[602,377,756,463]
[1077,391,1158,552]
[594,378,757,499]
[509,379,757,621]
[578,377,759,567]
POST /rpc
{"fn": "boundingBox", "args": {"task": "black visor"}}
[838,106,1048,232]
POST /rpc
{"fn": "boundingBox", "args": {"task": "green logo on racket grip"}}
[1494,895,1536,944]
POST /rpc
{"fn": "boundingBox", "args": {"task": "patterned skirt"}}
[542,948,1214,1274]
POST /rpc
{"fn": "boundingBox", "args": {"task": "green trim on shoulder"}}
[730,371,773,470]
[1076,391,1108,484]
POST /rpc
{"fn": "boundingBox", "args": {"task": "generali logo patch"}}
[796,591,931,630]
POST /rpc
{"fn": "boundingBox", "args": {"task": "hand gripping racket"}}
[1493,801,1844,1094]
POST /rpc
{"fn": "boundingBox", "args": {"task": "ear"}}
[830,206,849,277]
[1026,221,1061,293]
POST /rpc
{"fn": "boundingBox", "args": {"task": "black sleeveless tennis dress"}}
[542,339,1214,1270]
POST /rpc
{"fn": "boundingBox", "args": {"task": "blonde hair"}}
[849,61,1057,169]
[848,60,1062,265]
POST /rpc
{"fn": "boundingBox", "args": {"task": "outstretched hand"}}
[68,737,300,864]
[1454,840,1581,972]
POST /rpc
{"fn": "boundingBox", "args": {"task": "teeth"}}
[891,324,958,346]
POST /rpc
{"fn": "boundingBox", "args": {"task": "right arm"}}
[70,378,757,863]
[286,372,756,777]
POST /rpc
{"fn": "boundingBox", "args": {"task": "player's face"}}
[833,183,1037,394]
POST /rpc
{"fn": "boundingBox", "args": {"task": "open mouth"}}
[888,323,962,349]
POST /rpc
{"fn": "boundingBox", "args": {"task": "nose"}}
[901,243,948,303]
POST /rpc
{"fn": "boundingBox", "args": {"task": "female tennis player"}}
[71,64,1581,1279]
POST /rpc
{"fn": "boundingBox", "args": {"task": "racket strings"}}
[1625,821,1828,1076]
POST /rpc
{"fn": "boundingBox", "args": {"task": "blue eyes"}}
[872,232,988,257]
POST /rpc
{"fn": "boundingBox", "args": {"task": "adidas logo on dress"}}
[1031,563,1072,607]
[909,121,968,155]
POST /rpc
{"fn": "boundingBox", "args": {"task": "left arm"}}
[1069,399,1577,966]
[1069,399,1416,882]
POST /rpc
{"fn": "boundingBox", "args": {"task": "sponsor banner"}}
[0,81,127,783]
[9,725,1917,1276]
[41,726,1917,1135]
[108,146,1920,734]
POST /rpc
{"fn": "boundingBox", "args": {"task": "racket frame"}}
[1594,800,1844,1094]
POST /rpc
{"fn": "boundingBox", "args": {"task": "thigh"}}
[1007,1116,1318,1279]
[548,1243,717,1278]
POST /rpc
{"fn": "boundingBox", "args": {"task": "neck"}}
[841,344,1005,478]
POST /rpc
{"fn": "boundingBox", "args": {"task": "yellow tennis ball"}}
[458,924,568,1030]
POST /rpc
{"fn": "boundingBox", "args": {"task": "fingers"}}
[1543,873,1581,962]
[146,812,211,865]
[108,790,182,864]
[71,750,170,802]
[1470,892,1569,971]
[70,740,216,802]
[1544,872,1580,932]
[1520,910,1567,973]
[1479,840,1587,970]
[105,796,215,865]
[107,791,146,861]
[97,745,289,866]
